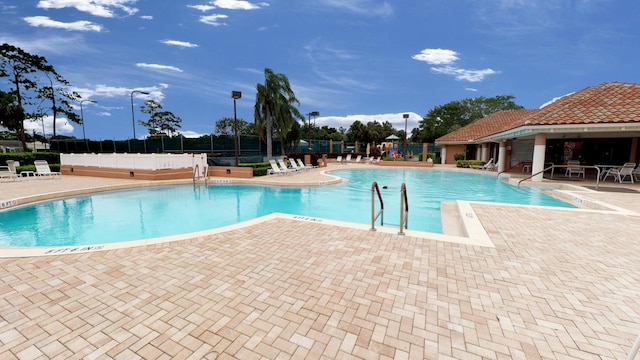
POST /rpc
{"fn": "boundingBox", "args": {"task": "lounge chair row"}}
[335,155,381,164]
[0,160,61,181]
[267,158,316,175]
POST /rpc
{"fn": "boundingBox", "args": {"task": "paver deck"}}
[1,165,640,359]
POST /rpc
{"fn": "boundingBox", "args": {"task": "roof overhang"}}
[478,122,640,142]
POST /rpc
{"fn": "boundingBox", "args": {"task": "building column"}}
[441,146,447,164]
[481,143,488,162]
[531,133,547,182]
[497,142,507,173]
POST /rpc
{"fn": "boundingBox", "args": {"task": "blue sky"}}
[1,0,639,140]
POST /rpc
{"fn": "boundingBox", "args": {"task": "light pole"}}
[232,91,242,167]
[403,113,409,159]
[80,99,97,151]
[130,90,149,140]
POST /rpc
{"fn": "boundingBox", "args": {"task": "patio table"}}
[595,164,619,180]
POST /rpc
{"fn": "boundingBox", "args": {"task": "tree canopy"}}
[254,68,303,159]
[416,95,524,143]
[0,43,80,150]
[214,117,255,136]
[138,99,182,136]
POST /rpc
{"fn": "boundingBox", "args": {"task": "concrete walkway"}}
[2,166,640,359]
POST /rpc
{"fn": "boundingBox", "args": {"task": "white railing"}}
[61,153,208,175]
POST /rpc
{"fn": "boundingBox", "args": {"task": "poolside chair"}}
[353,155,362,164]
[277,159,296,174]
[267,159,284,175]
[35,160,61,177]
[564,160,585,178]
[0,160,20,181]
[288,158,303,172]
[296,158,315,170]
[345,154,352,163]
[480,158,495,171]
[603,162,636,183]
[336,155,343,164]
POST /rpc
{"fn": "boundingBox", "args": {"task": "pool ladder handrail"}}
[398,183,409,235]
[193,163,209,185]
[370,181,384,231]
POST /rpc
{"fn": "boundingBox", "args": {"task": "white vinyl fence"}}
[61,153,208,177]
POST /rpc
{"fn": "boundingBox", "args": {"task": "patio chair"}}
[267,159,284,175]
[35,160,61,177]
[564,160,585,178]
[336,155,343,164]
[345,154,352,163]
[296,158,315,170]
[603,162,636,183]
[0,160,20,181]
[480,158,495,171]
[277,159,296,173]
[353,155,362,164]
[288,158,303,172]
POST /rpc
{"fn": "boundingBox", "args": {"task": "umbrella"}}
[385,134,400,140]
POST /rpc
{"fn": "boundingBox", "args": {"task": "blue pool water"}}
[0,169,573,247]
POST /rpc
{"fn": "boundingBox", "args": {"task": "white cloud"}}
[179,130,208,138]
[23,16,103,32]
[36,0,139,18]
[411,48,459,65]
[140,15,153,20]
[465,87,478,92]
[162,40,199,48]
[316,0,392,16]
[431,66,498,82]
[413,48,499,82]
[199,14,228,26]
[213,0,261,10]
[315,112,422,132]
[136,63,184,72]
[188,4,217,12]
[24,115,75,137]
[73,84,166,103]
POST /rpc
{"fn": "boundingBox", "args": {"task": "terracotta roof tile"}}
[436,109,534,143]
[436,82,640,144]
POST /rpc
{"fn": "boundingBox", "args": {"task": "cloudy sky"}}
[1,0,639,139]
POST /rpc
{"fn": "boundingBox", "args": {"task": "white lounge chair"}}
[480,158,496,171]
[564,160,585,178]
[278,159,296,174]
[353,155,362,164]
[336,155,343,164]
[0,160,20,181]
[345,154,352,163]
[267,159,284,175]
[603,162,636,183]
[34,160,61,177]
[288,158,303,172]
[296,158,315,170]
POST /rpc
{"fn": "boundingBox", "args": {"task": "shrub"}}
[456,160,485,168]
[453,152,465,161]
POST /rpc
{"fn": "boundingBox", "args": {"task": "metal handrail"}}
[518,164,601,190]
[398,183,409,235]
[193,164,200,183]
[370,181,384,231]
[497,161,528,177]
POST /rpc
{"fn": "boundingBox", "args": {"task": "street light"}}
[80,99,97,151]
[306,111,319,151]
[403,113,409,159]
[232,91,242,167]
[130,90,149,140]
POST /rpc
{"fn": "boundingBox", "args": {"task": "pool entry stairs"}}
[370,181,409,235]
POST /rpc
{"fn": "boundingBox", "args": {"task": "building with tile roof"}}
[435,82,640,180]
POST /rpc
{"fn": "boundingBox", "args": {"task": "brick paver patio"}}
[1,168,640,359]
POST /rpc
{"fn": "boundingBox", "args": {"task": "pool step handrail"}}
[193,163,210,185]
[517,164,600,190]
[370,181,384,231]
[398,183,409,235]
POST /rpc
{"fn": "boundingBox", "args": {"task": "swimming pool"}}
[0,169,573,247]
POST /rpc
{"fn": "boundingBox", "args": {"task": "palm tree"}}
[254,68,303,159]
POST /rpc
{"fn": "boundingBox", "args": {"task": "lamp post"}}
[80,99,97,151]
[306,111,319,151]
[403,113,409,159]
[130,90,149,140]
[232,91,242,167]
